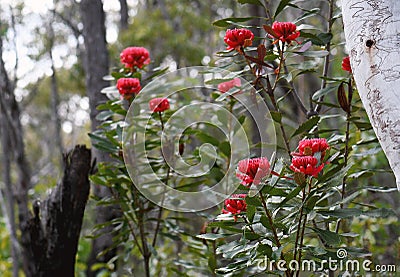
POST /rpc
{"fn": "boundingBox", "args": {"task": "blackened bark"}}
[79,1,118,275]
[19,145,91,277]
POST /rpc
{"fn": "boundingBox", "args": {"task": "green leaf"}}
[318,32,333,45]
[311,227,341,246]
[278,185,302,208]
[219,141,231,158]
[270,111,282,123]
[260,215,272,229]
[208,255,217,272]
[291,116,320,138]
[238,0,264,6]
[320,163,352,189]
[196,233,228,241]
[317,208,362,218]
[363,208,396,218]
[196,132,220,147]
[274,0,291,19]
[300,32,332,46]
[293,50,329,58]
[96,110,114,121]
[312,86,337,101]
[304,195,319,213]
[258,244,273,258]
[364,186,398,193]
[213,17,255,27]
[247,205,256,223]
[244,230,261,240]
[245,195,262,207]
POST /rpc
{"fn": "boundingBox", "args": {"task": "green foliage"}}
[87,0,399,276]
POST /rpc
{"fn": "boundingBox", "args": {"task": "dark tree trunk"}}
[18,145,91,277]
[119,0,129,30]
[79,1,118,275]
[0,23,30,277]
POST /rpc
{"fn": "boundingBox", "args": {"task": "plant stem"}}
[276,41,308,116]
[137,198,151,277]
[242,50,292,158]
[335,113,351,233]
[293,186,306,263]
[296,212,307,277]
[152,111,170,247]
[315,0,335,113]
[259,190,291,277]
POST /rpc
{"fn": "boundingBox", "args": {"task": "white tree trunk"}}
[342,0,400,189]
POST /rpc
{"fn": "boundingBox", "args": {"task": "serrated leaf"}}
[291,116,320,138]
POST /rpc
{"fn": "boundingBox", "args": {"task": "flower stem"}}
[335,109,351,233]
[259,190,291,277]
[152,111,170,248]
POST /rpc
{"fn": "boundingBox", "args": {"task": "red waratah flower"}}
[290,156,324,177]
[218,78,241,93]
[296,138,329,158]
[120,46,150,69]
[149,98,170,112]
[224,28,254,50]
[222,194,247,218]
[236,157,270,186]
[116,78,141,99]
[342,56,352,73]
[269,21,300,44]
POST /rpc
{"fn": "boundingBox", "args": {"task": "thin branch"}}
[50,9,81,37]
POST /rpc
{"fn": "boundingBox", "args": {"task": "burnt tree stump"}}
[20,145,92,277]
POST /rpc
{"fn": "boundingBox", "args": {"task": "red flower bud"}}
[116,78,141,99]
[149,98,170,113]
[236,157,270,186]
[290,156,324,177]
[297,138,329,157]
[268,21,300,44]
[224,28,254,51]
[120,46,150,70]
[222,194,247,217]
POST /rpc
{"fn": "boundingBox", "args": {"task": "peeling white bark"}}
[342,0,400,189]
